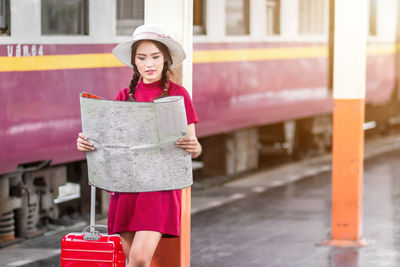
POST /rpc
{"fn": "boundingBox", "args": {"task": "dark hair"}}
[128,40,173,101]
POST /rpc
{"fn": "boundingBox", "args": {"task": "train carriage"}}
[0,0,399,241]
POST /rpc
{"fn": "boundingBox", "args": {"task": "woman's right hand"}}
[77,133,95,152]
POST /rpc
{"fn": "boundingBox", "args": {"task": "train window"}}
[298,0,326,35]
[41,0,89,35]
[369,0,377,36]
[116,0,144,36]
[194,0,206,35]
[266,0,280,35]
[0,0,10,35]
[226,0,250,35]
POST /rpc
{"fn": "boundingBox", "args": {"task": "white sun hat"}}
[112,24,186,69]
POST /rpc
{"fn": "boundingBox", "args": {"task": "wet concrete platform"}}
[2,135,400,266]
[191,149,400,267]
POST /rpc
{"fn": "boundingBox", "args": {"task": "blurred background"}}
[0,0,399,244]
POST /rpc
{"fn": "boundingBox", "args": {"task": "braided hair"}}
[129,40,173,101]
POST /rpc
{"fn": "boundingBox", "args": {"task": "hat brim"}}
[112,38,186,69]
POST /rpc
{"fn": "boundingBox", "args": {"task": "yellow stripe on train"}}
[0,53,124,72]
[193,44,397,63]
[193,46,329,63]
[367,44,397,55]
[0,44,397,72]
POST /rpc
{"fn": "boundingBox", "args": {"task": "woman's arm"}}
[175,123,202,158]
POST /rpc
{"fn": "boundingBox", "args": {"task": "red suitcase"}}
[60,187,125,266]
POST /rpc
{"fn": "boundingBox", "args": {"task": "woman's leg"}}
[128,230,162,267]
[120,232,135,262]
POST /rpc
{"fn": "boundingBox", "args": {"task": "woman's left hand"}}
[176,136,202,158]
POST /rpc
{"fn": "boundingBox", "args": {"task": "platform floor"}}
[1,135,400,266]
[191,149,400,267]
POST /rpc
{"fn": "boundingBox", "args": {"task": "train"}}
[1,0,400,241]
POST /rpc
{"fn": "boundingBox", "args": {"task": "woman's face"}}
[134,41,165,83]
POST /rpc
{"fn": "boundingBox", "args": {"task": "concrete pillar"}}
[322,0,369,247]
[144,1,193,266]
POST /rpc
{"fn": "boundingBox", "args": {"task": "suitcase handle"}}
[82,225,108,241]
[83,231,101,240]
[82,224,108,233]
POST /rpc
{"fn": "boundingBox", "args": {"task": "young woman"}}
[76,25,201,267]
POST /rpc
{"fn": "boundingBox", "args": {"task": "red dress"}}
[107,79,199,237]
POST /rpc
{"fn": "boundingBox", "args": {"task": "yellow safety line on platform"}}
[0,44,396,72]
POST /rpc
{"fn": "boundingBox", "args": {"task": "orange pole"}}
[328,99,365,246]
[320,0,370,247]
[151,187,191,267]
[180,187,191,266]
[145,0,193,264]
